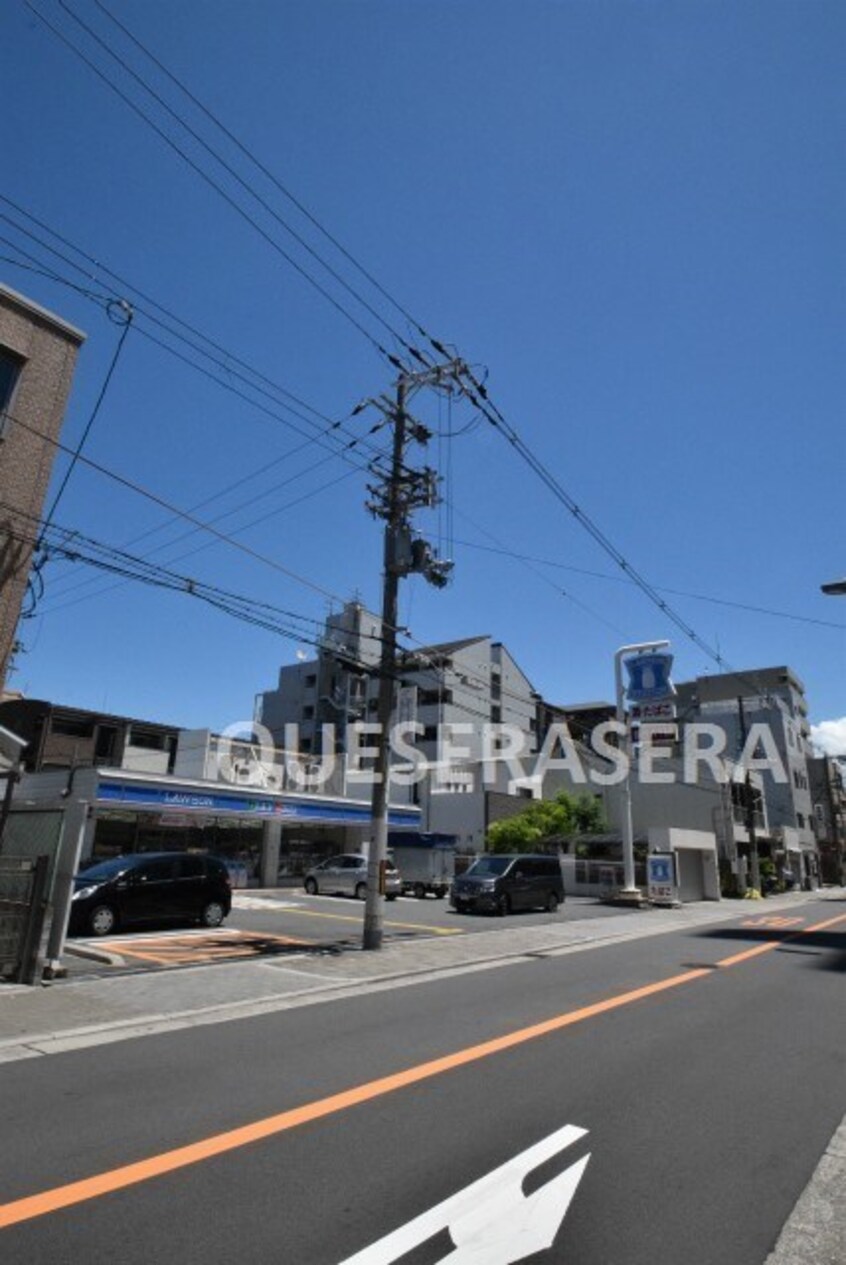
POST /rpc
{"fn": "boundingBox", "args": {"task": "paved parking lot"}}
[65,890,637,977]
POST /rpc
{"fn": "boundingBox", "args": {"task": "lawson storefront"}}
[86,770,422,885]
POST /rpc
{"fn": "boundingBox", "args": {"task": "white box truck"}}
[389,834,456,899]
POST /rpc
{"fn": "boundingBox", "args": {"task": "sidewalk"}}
[0,889,829,1063]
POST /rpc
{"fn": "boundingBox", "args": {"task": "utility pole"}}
[362,360,466,950]
[737,695,761,894]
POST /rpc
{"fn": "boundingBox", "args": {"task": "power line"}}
[38,296,133,542]
[6,510,329,643]
[449,505,630,639]
[23,0,414,370]
[90,0,442,353]
[452,536,846,632]
[57,0,424,364]
[0,202,431,493]
[2,405,350,606]
[0,206,387,462]
[37,461,362,619]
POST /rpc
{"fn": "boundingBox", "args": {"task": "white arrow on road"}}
[339,1123,590,1265]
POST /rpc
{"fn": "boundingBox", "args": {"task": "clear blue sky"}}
[3,0,844,739]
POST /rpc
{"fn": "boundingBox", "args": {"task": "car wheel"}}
[386,893,397,902]
[546,891,560,913]
[200,900,226,928]
[89,904,117,937]
[304,877,318,895]
[413,882,427,900]
[355,882,367,901]
[496,894,510,917]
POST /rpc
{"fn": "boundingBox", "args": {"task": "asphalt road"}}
[4,897,845,1264]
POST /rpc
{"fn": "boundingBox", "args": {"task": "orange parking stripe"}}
[1,909,843,1230]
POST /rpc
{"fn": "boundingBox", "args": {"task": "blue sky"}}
[3,0,844,739]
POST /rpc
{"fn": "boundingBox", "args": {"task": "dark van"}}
[450,854,565,915]
[69,852,233,937]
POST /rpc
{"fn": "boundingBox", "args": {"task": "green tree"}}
[486,792,605,853]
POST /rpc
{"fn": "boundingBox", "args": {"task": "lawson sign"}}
[96,781,419,827]
[624,652,676,704]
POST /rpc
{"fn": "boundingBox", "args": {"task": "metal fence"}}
[0,855,49,984]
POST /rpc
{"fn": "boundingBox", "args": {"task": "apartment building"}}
[674,666,819,884]
[0,285,85,689]
[256,599,541,766]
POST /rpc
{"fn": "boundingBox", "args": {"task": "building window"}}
[796,812,805,829]
[303,705,314,720]
[50,715,94,739]
[0,347,24,438]
[304,674,317,687]
[128,728,168,749]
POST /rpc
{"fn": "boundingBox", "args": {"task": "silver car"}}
[303,853,401,900]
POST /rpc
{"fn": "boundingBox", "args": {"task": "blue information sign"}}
[625,652,675,703]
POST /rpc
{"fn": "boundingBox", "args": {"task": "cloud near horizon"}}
[810,718,846,757]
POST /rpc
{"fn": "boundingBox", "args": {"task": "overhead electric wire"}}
[449,504,629,639]
[452,537,846,632]
[90,0,441,353]
[0,206,385,462]
[23,0,414,371]
[2,405,351,606]
[12,12,796,713]
[38,296,133,543]
[38,461,363,618]
[6,512,328,644]
[0,201,425,486]
[56,0,425,365]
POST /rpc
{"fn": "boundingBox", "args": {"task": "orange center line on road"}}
[716,909,846,968]
[1,909,844,1231]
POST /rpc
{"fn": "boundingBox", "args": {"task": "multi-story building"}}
[0,698,181,775]
[1,698,419,884]
[256,599,541,766]
[808,755,846,885]
[0,285,85,689]
[674,666,819,884]
[257,600,544,848]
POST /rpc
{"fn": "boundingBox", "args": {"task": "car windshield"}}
[465,856,512,877]
[75,857,132,883]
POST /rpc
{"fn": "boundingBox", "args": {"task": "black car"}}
[69,852,233,937]
[450,854,565,915]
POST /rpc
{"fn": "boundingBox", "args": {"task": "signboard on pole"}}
[647,852,679,905]
[625,652,676,704]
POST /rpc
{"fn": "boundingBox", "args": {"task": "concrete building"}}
[0,285,85,688]
[808,754,846,885]
[0,698,181,776]
[257,599,541,771]
[1,700,419,885]
[674,666,819,885]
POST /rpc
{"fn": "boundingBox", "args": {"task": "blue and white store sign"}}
[625,652,676,704]
[647,853,678,905]
[97,780,420,828]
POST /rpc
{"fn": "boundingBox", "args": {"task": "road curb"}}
[763,1115,846,1265]
[64,943,126,967]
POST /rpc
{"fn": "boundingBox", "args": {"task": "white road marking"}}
[232,895,303,911]
[339,1123,590,1264]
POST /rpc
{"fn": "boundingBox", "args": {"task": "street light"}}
[614,640,671,904]
[821,578,846,595]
